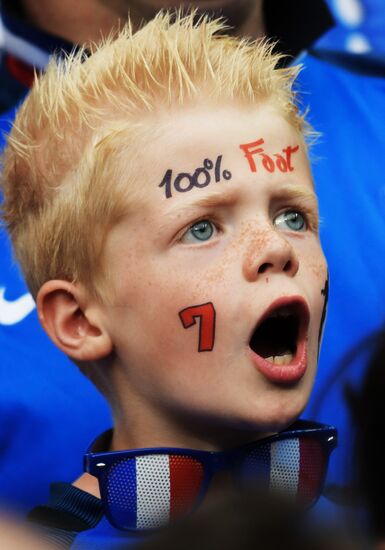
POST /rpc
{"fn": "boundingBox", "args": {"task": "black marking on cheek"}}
[318,274,329,354]
[321,279,328,296]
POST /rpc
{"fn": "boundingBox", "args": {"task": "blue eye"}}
[274,210,306,232]
[181,220,216,243]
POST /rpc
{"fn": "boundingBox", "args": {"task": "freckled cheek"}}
[153,288,243,372]
[146,278,220,348]
[296,238,326,277]
[111,254,239,361]
[305,253,328,281]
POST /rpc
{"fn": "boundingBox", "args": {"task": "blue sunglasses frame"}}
[84,420,337,532]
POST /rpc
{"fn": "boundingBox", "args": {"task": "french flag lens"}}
[238,437,326,505]
[103,454,204,530]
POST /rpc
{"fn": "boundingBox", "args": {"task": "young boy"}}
[0,12,333,548]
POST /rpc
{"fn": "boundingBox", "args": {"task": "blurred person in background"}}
[0,0,333,516]
[0,514,55,550]
[0,0,333,113]
[346,327,385,545]
[136,487,364,550]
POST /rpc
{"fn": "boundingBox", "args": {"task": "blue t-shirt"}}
[298,48,385,488]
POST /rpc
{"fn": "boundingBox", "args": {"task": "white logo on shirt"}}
[0,287,35,325]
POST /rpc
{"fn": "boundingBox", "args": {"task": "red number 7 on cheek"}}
[178,302,216,352]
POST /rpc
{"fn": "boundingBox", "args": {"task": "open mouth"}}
[250,306,299,365]
[248,297,310,383]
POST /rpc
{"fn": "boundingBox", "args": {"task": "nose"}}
[242,228,299,282]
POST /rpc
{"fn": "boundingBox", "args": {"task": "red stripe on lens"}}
[298,438,326,504]
[169,455,204,520]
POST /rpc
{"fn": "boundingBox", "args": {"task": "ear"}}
[36,280,113,362]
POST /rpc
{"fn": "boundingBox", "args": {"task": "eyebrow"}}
[162,188,240,221]
[270,184,318,205]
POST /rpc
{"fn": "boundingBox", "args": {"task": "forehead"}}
[120,101,313,215]
[150,102,304,168]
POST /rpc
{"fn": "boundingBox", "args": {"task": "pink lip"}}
[247,296,310,385]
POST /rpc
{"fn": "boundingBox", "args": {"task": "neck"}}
[110,404,270,454]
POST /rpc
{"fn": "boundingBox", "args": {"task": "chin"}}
[210,398,307,439]
[259,412,303,434]
[248,393,310,434]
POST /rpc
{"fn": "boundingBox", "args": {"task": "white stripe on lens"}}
[136,455,170,529]
[270,439,300,497]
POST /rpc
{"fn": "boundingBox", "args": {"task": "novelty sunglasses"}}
[84,420,337,532]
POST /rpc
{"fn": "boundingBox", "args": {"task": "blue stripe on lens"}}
[106,458,137,530]
[238,442,271,490]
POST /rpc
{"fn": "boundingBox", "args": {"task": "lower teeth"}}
[265,353,293,365]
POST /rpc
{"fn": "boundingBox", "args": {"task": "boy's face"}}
[101,102,327,447]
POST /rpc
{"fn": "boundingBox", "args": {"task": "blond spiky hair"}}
[1,11,304,300]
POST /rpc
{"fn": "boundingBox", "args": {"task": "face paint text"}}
[159,156,232,199]
[240,138,299,174]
